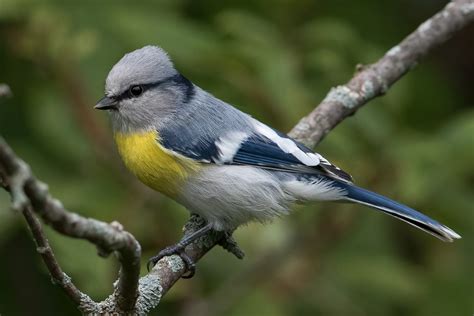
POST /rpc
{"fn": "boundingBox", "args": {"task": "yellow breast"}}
[114,130,201,197]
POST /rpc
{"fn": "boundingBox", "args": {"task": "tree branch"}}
[289,0,474,146]
[1,163,87,305]
[21,205,90,306]
[0,0,473,313]
[0,137,141,313]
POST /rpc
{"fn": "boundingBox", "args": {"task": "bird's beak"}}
[95,96,117,110]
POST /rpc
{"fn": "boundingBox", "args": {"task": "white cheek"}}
[109,98,155,133]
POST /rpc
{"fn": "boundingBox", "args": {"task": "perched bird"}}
[96,46,460,277]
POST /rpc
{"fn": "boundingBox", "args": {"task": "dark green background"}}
[0,0,472,315]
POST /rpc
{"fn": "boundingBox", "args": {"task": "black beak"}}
[95,96,117,110]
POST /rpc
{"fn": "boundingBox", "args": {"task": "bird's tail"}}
[334,181,461,242]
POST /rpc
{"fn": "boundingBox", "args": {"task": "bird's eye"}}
[129,85,143,97]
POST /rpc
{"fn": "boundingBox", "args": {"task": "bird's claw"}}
[147,245,196,278]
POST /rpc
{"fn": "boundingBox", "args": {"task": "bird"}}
[95,45,460,277]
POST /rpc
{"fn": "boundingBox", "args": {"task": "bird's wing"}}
[159,120,353,183]
[231,121,353,182]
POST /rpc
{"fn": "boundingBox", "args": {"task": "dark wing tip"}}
[319,161,354,183]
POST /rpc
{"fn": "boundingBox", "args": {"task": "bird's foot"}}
[147,220,214,278]
[217,231,245,259]
[147,244,196,278]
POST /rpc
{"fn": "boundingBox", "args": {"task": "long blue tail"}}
[334,181,461,242]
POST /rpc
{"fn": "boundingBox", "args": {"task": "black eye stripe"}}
[113,77,171,102]
[112,74,194,103]
[114,81,163,101]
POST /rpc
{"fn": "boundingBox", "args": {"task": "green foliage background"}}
[0,0,472,315]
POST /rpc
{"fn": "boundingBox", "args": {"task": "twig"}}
[289,0,474,147]
[0,150,87,305]
[0,137,141,313]
[21,205,92,306]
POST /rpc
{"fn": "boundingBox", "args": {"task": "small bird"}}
[96,46,460,277]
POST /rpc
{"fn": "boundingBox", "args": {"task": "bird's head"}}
[96,45,192,133]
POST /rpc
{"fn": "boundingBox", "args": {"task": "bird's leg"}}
[147,223,213,278]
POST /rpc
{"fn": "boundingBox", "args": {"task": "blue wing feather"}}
[232,133,353,182]
[159,127,219,162]
[159,125,352,182]
[234,135,303,166]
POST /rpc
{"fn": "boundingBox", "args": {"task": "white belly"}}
[178,165,294,231]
